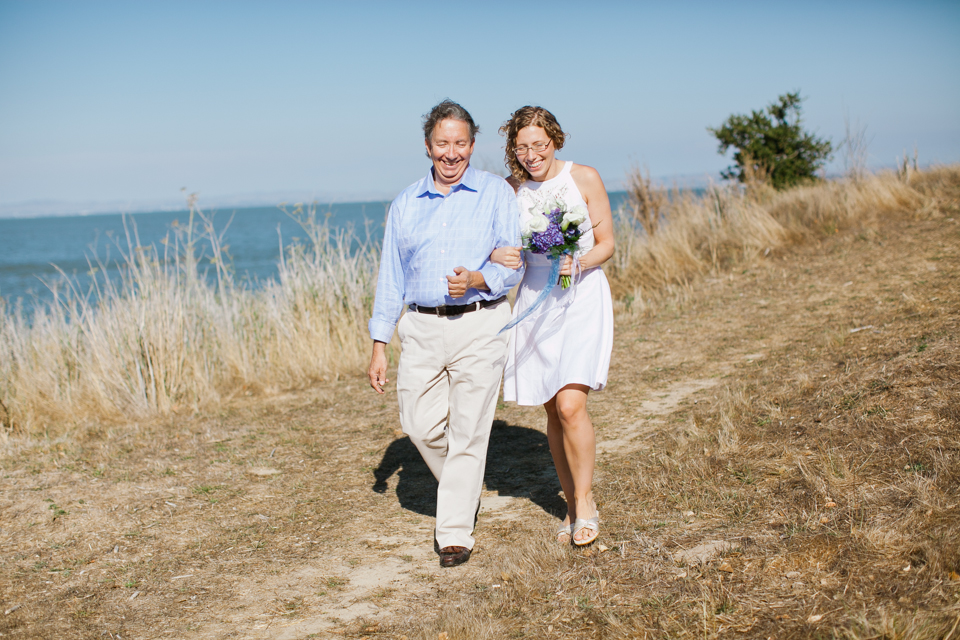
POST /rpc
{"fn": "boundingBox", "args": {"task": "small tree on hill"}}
[709,92,833,190]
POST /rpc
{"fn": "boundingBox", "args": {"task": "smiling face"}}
[514,125,559,182]
[425,118,475,192]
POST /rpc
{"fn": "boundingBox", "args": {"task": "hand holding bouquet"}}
[521,198,589,288]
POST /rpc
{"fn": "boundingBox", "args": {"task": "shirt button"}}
[442,223,447,226]
[441,250,445,253]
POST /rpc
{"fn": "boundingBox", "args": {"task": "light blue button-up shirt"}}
[368,165,523,343]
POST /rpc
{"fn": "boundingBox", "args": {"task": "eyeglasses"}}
[514,141,550,156]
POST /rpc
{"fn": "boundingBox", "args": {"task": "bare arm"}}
[561,164,615,275]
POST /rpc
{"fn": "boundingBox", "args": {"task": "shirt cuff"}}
[477,264,504,299]
[368,318,397,344]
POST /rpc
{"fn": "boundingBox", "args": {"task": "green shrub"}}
[709,92,833,190]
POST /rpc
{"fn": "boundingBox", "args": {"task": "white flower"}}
[561,206,588,230]
[524,213,549,234]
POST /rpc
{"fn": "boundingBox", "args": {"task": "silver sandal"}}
[572,512,600,547]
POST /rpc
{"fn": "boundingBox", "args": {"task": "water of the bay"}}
[0,192,632,310]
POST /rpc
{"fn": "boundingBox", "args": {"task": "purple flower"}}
[530,223,564,253]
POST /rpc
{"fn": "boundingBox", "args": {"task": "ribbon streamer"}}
[497,256,562,335]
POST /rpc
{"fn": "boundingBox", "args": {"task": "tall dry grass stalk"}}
[842,113,871,183]
[608,166,958,310]
[624,165,667,237]
[0,201,388,435]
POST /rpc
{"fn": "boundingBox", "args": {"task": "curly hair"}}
[499,106,568,184]
[422,99,479,142]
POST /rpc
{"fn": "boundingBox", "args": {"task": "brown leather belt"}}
[409,296,506,317]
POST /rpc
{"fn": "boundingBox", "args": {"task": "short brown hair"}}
[423,99,479,141]
[499,106,568,184]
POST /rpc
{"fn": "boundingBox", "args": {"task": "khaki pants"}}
[396,301,511,550]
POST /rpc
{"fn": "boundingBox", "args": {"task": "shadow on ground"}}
[372,420,564,518]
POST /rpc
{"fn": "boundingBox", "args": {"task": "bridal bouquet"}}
[498,199,590,335]
[521,198,589,288]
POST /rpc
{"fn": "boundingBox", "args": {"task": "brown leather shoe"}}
[438,546,471,568]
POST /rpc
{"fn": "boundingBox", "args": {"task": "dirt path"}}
[1,214,958,639]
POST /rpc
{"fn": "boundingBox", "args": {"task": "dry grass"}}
[0,202,393,434]
[607,167,954,315]
[624,166,667,238]
[0,167,958,639]
[2,169,953,439]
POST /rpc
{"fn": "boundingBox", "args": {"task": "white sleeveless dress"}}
[502,161,614,406]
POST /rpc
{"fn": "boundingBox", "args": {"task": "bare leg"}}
[545,396,575,531]
[544,384,597,543]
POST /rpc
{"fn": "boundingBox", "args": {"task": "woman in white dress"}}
[492,106,615,546]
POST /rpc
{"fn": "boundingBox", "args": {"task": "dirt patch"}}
[597,378,721,455]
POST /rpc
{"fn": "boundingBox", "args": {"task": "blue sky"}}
[1,1,958,212]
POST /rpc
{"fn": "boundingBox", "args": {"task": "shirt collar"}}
[419,165,479,198]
